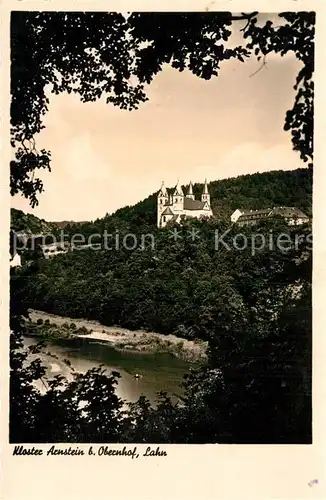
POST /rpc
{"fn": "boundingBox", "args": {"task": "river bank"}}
[28,309,208,363]
[23,335,191,404]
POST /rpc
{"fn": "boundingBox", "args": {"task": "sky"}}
[12,14,304,221]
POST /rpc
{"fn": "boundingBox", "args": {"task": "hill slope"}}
[11,208,55,234]
[66,167,312,235]
[11,168,312,235]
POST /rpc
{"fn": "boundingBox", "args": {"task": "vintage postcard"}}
[1,1,325,498]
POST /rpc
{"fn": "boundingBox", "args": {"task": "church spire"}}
[203,178,209,195]
[173,179,183,197]
[159,181,168,197]
[157,181,168,228]
[201,178,210,205]
[186,181,195,199]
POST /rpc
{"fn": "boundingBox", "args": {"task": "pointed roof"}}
[158,181,168,197]
[203,178,209,195]
[162,206,174,216]
[187,181,194,196]
[173,180,184,196]
[183,198,206,210]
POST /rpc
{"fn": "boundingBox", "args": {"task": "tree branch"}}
[249,55,268,77]
[231,12,259,23]
[237,12,259,31]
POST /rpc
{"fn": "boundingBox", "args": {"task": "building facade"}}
[41,243,68,259]
[10,252,21,268]
[157,180,213,228]
[231,206,310,227]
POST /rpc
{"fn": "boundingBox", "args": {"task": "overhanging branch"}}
[231,12,259,23]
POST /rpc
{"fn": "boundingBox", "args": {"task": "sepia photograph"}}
[9,10,314,446]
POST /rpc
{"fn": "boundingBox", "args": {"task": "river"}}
[23,335,193,405]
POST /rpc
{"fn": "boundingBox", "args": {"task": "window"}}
[163,216,166,222]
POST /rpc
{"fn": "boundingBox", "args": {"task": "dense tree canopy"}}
[61,167,311,236]
[11,214,312,443]
[10,11,313,444]
[11,11,314,206]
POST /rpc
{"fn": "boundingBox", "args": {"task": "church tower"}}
[172,180,184,212]
[157,181,168,227]
[186,181,195,200]
[201,178,210,206]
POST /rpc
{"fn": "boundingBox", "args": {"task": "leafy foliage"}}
[11,215,312,442]
[244,12,314,164]
[11,208,54,234]
[11,12,314,206]
[10,11,313,443]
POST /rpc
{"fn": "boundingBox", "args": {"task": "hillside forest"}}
[10,11,314,444]
[11,167,312,443]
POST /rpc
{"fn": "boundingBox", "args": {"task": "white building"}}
[41,243,68,259]
[157,180,213,228]
[231,206,310,226]
[10,252,21,268]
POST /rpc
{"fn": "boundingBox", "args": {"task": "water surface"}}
[24,336,193,405]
